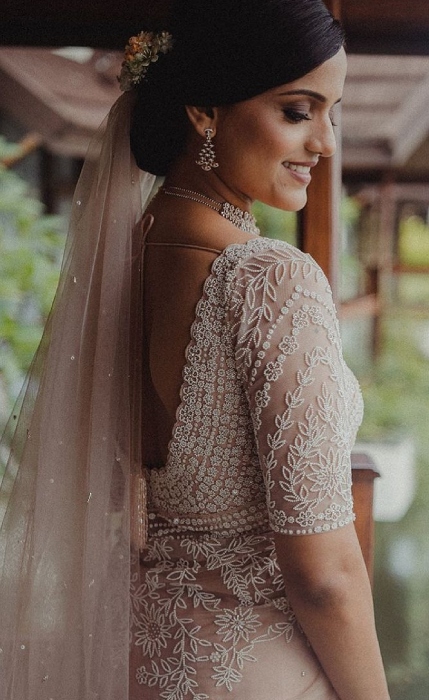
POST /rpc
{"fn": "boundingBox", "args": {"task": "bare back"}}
[141,202,254,465]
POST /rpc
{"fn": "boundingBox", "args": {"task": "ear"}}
[185,105,219,137]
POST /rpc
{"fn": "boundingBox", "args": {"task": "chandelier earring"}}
[196,128,219,171]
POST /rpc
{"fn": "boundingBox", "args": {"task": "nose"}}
[305,118,337,158]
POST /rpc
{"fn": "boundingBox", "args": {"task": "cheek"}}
[215,111,300,197]
[219,108,269,152]
[215,125,254,175]
[221,120,283,172]
[241,117,299,167]
[241,117,279,153]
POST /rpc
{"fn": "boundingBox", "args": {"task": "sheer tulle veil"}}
[0,91,156,699]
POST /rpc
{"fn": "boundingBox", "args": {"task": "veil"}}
[0,91,156,699]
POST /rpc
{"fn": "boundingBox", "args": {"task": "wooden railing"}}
[351,453,380,585]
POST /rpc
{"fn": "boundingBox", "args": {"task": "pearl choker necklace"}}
[160,186,260,236]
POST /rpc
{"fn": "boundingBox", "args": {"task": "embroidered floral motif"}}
[134,238,363,697]
[292,308,309,329]
[215,607,262,644]
[264,360,283,382]
[229,241,362,535]
[132,533,297,698]
[308,305,324,325]
[279,335,299,355]
[134,604,172,657]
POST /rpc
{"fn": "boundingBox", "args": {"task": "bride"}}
[0,1,390,699]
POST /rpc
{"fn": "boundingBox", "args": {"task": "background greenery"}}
[0,137,65,426]
[341,203,429,699]
[353,312,429,700]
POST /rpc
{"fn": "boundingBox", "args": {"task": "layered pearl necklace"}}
[160,186,260,236]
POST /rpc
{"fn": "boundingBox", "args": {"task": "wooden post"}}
[298,0,342,299]
[370,267,382,358]
[351,453,380,586]
[298,155,341,296]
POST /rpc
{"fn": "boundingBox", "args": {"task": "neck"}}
[165,158,253,214]
[159,185,260,236]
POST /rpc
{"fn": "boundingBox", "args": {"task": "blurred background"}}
[1,2,429,697]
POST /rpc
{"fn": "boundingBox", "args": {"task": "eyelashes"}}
[283,108,311,123]
[283,108,338,127]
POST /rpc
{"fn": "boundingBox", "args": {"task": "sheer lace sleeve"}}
[229,242,363,535]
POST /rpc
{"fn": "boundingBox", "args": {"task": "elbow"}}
[280,549,372,612]
[292,570,354,610]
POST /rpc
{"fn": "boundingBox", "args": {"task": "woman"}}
[0,1,390,699]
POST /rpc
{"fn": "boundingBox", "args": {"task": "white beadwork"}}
[148,238,362,535]
[134,238,363,697]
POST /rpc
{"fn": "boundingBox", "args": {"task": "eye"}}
[283,108,311,124]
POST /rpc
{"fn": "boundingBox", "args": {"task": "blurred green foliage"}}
[0,136,65,423]
[253,200,297,244]
[399,215,429,267]
[358,313,429,439]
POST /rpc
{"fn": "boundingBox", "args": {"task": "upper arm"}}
[229,245,363,537]
[273,523,368,607]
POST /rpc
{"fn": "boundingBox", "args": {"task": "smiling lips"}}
[283,160,319,173]
[283,161,317,184]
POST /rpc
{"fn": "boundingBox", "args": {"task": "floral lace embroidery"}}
[148,239,361,538]
[134,239,363,697]
[132,534,297,698]
[148,243,269,534]
[229,242,363,534]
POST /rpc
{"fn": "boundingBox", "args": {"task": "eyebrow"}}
[277,89,342,105]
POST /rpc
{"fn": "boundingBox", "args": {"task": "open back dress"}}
[130,236,363,699]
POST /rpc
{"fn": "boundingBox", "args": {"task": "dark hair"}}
[130,0,344,176]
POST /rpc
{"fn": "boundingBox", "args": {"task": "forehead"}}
[270,48,347,101]
[217,49,347,122]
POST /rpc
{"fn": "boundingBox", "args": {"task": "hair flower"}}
[118,30,173,92]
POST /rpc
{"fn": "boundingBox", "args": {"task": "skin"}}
[165,47,347,217]
[145,47,391,699]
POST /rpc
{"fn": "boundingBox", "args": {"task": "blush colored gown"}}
[130,237,363,699]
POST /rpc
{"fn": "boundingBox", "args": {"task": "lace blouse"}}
[131,237,363,699]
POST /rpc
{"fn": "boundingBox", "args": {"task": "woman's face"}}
[213,48,347,212]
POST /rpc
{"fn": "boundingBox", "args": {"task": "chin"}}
[274,192,308,213]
